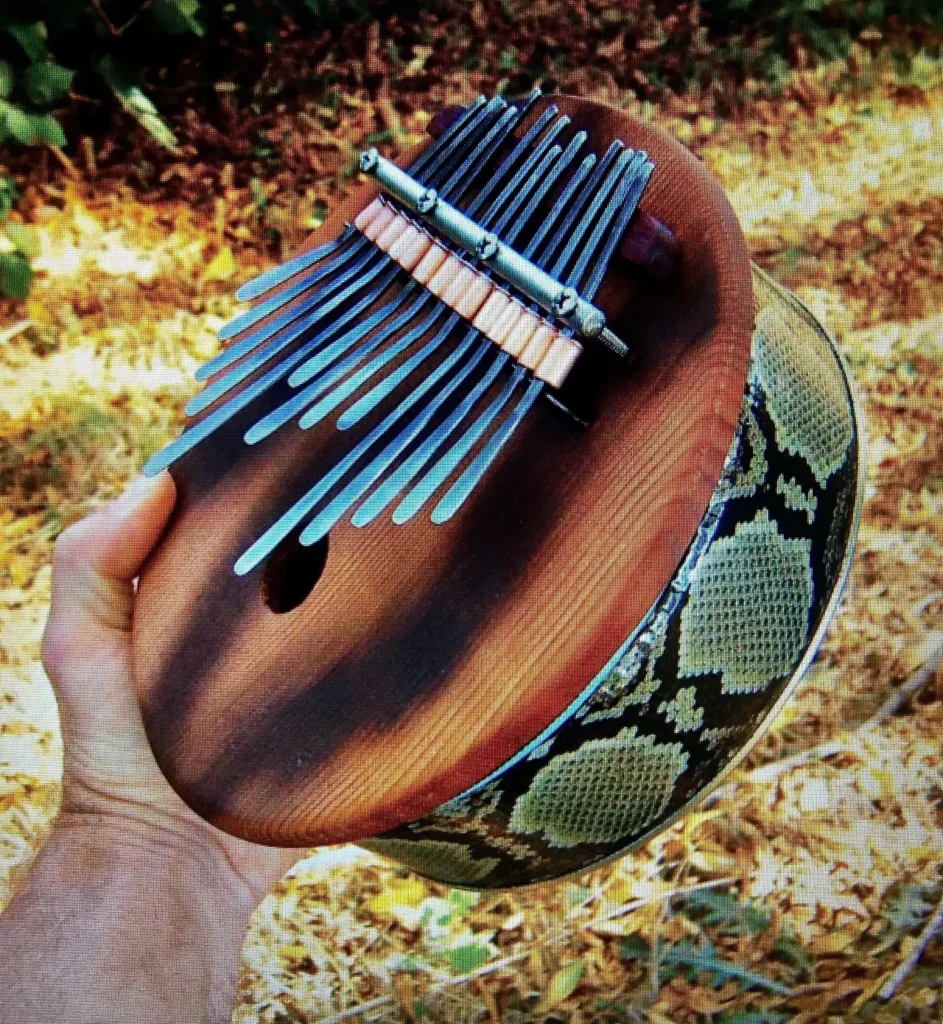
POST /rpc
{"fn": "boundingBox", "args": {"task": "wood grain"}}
[131,96,755,846]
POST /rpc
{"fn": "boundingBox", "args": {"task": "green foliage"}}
[662,940,793,995]
[873,882,938,953]
[700,0,943,86]
[0,174,33,299]
[679,890,773,936]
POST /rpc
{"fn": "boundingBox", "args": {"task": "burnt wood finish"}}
[132,96,756,847]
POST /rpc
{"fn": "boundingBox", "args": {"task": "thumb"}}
[43,472,176,670]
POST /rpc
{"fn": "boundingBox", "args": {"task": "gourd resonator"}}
[145,91,655,574]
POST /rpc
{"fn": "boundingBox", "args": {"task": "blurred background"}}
[0,2,942,1021]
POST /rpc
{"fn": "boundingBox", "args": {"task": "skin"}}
[0,472,299,1023]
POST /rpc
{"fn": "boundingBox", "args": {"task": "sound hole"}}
[260,533,329,614]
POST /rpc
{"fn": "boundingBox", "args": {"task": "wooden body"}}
[132,97,756,847]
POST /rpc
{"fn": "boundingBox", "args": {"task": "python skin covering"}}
[361,265,863,888]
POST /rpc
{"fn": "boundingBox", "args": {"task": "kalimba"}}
[133,91,862,888]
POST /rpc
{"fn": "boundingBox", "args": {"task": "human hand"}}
[40,470,299,901]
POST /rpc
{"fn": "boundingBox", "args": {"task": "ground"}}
[1,11,942,1024]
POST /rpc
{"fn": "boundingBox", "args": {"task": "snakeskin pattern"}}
[361,266,863,888]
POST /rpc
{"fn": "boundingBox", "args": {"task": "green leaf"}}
[680,890,773,936]
[875,883,937,952]
[0,251,33,300]
[152,0,205,36]
[6,222,39,258]
[0,176,19,221]
[23,61,74,106]
[618,934,652,961]
[0,102,66,146]
[537,958,585,1011]
[662,940,793,996]
[3,20,47,62]
[446,943,490,973]
[97,56,180,153]
[0,61,14,100]
[772,920,813,975]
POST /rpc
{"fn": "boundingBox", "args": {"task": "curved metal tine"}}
[235,236,352,304]
[581,155,655,301]
[437,105,520,205]
[216,234,380,345]
[352,348,510,526]
[234,97,490,303]
[393,365,526,523]
[299,345,505,545]
[232,96,491,304]
[286,281,421,389]
[296,307,459,431]
[525,139,623,265]
[334,133,578,434]
[210,97,509,355]
[494,131,589,238]
[464,104,561,220]
[283,109,569,431]
[234,328,484,575]
[210,97,518,375]
[475,116,569,227]
[244,291,436,444]
[185,262,400,417]
[432,376,544,523]
[438,157,659,522]
[566,150,650,289]
[336,311,457,430]
[545,147,634,282]
[387,145,611,520]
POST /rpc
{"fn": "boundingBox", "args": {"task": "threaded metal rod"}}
[360,147,610,344]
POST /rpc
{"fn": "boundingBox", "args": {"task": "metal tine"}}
[234,96,490,302]
[352,347,512,527]
[202,97,521,388]
[393,365,527,524]
[244,292,437,445]
[296,310,461,431]
[148,271,403,475]
[336,132,580,432]
[566,151,651,289]
[233,329,486,576]
[475,114,569,227]
[581,155,655,300]
[547,148,637,284]
[347,142,595,521]
[189,102,526,413]
[279,108,574,421]
[185,262,399,417]
[526,139,623,267]
[235,238,348,304]
[431,156,653,523]
[494,131,589,237]
[303,309,463,431]
[431,376,544,523]
[383,142,623,523]
[464,104,560,219]
[285,278,418,389]
[210,96,509,353]
[299,348,508,545]
[150,96,547,478]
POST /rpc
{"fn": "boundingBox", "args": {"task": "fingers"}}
[42,472,176,674]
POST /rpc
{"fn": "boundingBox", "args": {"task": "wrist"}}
[1,812,258,1024]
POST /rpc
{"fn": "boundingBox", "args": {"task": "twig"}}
[879,892,943,1001]
[49,146,80,182]
[705,632,943,804]
[319,876,737,1023]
